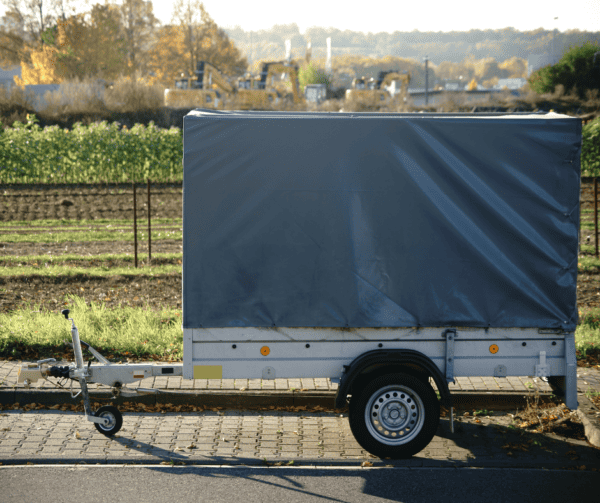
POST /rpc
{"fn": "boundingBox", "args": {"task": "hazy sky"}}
[147,0,597,33]
[1,0,598,33]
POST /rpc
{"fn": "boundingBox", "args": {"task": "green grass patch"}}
[0,296,182,360]
[0,229,182,244]
[577,309,600,362]
[578,255,600,273]
[0,252,182,265]
[0,263,181,277]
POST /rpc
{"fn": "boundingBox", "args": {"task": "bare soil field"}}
[0,184,182,222]
[0,184,183,313]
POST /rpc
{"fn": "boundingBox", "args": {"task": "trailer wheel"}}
[94,405,123,436]
[349,372,440,459]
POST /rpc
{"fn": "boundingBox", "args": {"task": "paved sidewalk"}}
[0,404,599,468]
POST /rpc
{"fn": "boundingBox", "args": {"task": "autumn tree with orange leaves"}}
[147,0,247,86]
[15,4,127,84]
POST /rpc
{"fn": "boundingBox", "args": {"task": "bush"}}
[104,75,164,112]
[528,41,600,99]
[582,117,600,176]
[298,62,331,91]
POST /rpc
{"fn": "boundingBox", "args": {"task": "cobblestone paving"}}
[0,408,599,468]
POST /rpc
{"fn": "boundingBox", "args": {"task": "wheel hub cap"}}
[365,384,425,446]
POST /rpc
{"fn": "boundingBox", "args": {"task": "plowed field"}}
[1,184,183,313]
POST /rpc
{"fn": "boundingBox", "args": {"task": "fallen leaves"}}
[501,443,529,452]
[361,461,373,467]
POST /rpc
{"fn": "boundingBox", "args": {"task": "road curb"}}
[0,455,596,470]
[0,388,557,410]
[577,393,600,448]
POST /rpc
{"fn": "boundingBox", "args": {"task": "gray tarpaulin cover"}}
[182,110,581,330]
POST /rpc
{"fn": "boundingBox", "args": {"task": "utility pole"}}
[424,55,429,106]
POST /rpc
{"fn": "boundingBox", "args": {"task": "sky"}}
[1,0,598,33]
[142,0,598,33]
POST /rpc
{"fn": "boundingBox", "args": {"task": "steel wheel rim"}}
[364,384,425,446]
[98,411,116,431]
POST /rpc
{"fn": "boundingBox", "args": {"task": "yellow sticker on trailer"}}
[193,365,223,379]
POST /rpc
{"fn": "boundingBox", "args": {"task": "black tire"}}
[349,372,440,459]
[94,405,123,436]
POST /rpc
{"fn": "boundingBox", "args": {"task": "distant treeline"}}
[225,24,600,67]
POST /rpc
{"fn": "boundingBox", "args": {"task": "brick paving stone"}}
[256,449,278,456]
[193,379,208,389]
[275,379,289,390]
[207,379,221,389]
[301,449,322,457]
[248,379,262,390]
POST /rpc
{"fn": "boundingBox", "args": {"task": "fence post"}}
[133,181,138,268]
[595,178,598,258]
[147,178,152,262]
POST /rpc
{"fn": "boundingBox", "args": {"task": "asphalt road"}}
[0,466,597,503]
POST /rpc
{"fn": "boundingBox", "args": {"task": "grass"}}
[0,252,181,265]
[576,308,600,358]
[0,263,181,277]
[0,228,182,243]
[0,294,596,363]
[0,296,182,360]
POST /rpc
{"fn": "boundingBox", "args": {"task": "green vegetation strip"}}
[0,229,182,243]
[0,296,597,362]
[0,252,181,264]
[0,118,183,184]
[0,264,181,277]
[0,296,182,360]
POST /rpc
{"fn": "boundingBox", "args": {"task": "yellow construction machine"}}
[345,70,410,108]
[164,61,230,109]
[164,60,303,110]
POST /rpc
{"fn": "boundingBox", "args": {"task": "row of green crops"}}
[2,114,600,183]
[582,117,600,177]
[0,115,182,184]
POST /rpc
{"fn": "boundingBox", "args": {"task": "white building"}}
[0,66,21,90]
[493,78,527,90]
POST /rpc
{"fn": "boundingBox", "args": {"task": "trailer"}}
[18,110,582,459]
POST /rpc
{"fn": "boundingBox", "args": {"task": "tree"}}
[118,0,158,76]
[2,0,56,46]
[528,41,600,98]
[0,8,31,66]
[14,5,127,84]
[147,0,246,85]
[298,62,330,90]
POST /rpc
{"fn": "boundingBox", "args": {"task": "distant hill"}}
[224,24,600,67]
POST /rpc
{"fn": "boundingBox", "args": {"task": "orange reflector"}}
[489,344,499,354]
[260,346,270,356]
